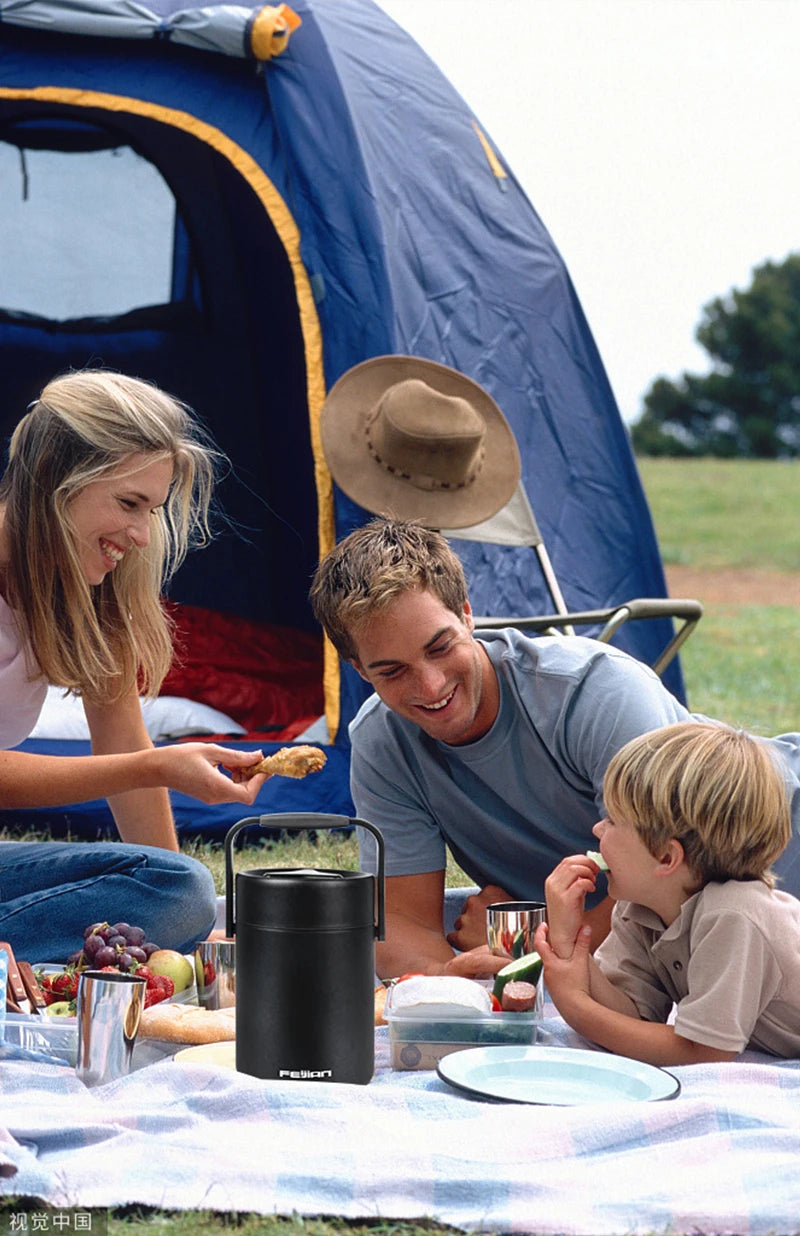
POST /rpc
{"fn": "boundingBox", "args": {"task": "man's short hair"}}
[603,721,791,888]
[309,517,468,662]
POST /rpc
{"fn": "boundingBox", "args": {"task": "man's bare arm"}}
[375,871,505,980]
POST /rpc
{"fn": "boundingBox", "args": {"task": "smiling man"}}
[310,518,695,980]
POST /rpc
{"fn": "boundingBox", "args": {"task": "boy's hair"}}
[603,721,791,888]
[310,517,468,662]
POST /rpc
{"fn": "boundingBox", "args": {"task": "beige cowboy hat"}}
[320,355,521,528]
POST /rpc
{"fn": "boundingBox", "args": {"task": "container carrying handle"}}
[223,813,386,942]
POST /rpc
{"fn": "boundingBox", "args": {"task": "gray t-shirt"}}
[350,631,690,900]
[595,880,800,1057]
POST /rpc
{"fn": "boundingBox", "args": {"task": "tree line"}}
[631,252,800,458]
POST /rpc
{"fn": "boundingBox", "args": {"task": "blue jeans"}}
[0,841,217,963]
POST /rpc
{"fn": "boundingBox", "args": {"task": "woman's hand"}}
[543,855,598,958]
[154,743,269,804]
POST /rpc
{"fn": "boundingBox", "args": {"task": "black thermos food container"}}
[224,813,385,1085]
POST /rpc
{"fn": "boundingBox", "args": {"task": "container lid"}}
[271,868,347,879]
[236,866,376,931]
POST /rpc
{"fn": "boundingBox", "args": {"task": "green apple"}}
[146,949,194,993]
[47,1001,75,1017]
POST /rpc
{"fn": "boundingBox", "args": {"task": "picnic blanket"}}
[2,1001,800,1235]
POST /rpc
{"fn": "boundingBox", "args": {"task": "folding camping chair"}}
[443,482,702,679]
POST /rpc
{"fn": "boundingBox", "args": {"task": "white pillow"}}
[30,686,246,742]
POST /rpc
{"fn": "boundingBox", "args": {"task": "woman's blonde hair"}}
[0,369,220,702]
[603,721,791,888]
[310,517,468,662]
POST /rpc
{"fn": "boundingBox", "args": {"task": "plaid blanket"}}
[2,1003,800,1235]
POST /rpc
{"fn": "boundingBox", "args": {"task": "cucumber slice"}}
[492,951,543,1001]
[586,849,609,872]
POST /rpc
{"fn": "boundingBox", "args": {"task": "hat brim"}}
[320,356,521,528]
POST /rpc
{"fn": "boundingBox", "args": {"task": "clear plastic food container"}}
[386,981,542,1070]
[3,1012,79,1065]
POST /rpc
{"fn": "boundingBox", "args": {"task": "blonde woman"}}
[0,370,268,961]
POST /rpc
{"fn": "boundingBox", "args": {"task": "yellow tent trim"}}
[0,84,341,740]
[472,122,508,184]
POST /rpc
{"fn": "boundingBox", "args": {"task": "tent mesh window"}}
[1,127,178,321]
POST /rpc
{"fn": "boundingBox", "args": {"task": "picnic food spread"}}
[5,918,541,1070]
[243,744,327,779]
[6,920,181,1017]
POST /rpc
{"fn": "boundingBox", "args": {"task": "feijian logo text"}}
[279,1068,333,1079]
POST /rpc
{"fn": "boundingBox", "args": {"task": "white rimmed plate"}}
[436,1045,680,1105]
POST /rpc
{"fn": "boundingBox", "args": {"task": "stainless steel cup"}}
[487,901,547,958]
[194,940,235,1010]
[75,970,146,1086]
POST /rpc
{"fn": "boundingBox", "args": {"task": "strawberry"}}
[38,968,81,1003]
[144,973,174,1007]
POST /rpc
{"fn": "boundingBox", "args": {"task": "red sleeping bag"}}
[160,603,324,739]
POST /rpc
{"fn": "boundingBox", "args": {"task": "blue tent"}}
[0,0,685,835]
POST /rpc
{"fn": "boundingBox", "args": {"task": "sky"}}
[375,0,799,423]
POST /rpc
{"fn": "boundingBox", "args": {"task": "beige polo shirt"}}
[595,879,800,1057]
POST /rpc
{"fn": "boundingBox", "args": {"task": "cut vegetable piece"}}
[492,952,543,1001]
[586,849,609,871]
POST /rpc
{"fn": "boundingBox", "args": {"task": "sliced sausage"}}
[500,980,538,1011]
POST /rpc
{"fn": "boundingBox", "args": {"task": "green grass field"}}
[4,456,799,1236]
[637,456,800,572]
[638,456,800,734]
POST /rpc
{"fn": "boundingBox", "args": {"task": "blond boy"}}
[536,721,800,1063]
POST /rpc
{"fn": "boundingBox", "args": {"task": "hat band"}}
[364,424,485,493]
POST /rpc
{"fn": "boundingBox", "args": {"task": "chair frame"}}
[472,541,702,677]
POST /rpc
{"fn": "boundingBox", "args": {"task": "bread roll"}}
[140,1002,236,1044]
[374,984,388,1026]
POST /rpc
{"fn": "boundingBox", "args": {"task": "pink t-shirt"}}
[0,593,47,749]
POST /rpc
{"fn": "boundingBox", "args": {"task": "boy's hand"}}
[544,854,599,957]
[534,921,592,1017]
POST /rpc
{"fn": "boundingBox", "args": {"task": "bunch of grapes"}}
[67,921,161,972]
